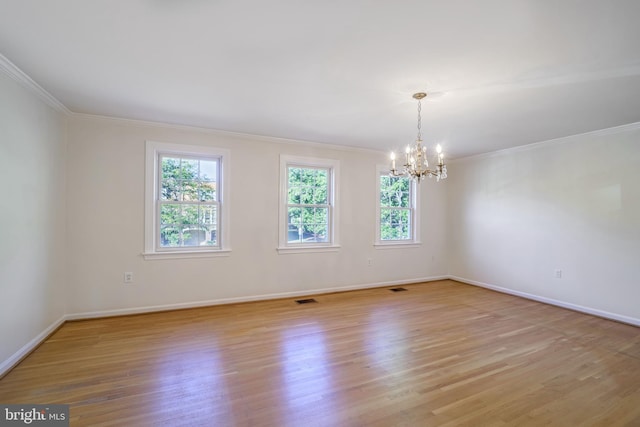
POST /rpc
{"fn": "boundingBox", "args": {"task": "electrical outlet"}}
[124,272,134,283]
[554,269,562,279]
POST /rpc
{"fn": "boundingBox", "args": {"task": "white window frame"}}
[144,141,231,260]
[375,165,421,249]
[278,155,340,254]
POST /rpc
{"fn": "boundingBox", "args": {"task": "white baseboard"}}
[65,275,449,320]
[450,275,640,327]
[3,275,636,378]
[0,315,66,378]
[1,276,446,377]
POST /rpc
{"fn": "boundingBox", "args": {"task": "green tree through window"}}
[159,155,219,248]
[287,166,329,243]
[380,175,412,240]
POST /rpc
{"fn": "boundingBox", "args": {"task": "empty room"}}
[1,1,639,426]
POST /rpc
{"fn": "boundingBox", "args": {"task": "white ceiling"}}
[1,0,640,158]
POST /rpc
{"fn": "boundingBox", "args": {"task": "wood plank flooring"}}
[1,280,640,426]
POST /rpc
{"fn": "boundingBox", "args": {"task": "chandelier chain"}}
[416,99,422,141]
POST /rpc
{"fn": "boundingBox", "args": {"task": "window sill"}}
[374,242,421,250]
[142,249,231,260]
[277,245,341,255]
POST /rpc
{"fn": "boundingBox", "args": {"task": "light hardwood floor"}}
[1,280,640,426]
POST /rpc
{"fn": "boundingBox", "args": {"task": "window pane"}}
[162,157,181,180]
[182,180,199,201]
[182,159,199,178]
[181,205,199,225]
[200,160,217,182]
[380,208,411,240]
[199,205,217,225]
[313,170,328,203]
[300,168,316,184]
[288,207,301,226]
[160,226,180,247]
[397,209,410,224]
[199,181,216,201]
[288,167,302,186]
[381,176,410,208]
[199,205,217,246]
[288,187,301,204]
[302,207,316,225]
[300,186,314,204]
[313,208,328,225]
[160,205,218,248]
[288,224,301,243]
[289,168,329,198]
[285,163,332,245]
[312,224,328,242]
[380,190,390,207]
[390,189,408,207]
[313,184,327,204]
[160,204,180,225]
[181,227,207,246]
[161,178,180,201]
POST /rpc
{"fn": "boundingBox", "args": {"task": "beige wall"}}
[4,60,639,376]
[0,71,67,371]
[64,115,449,316]
[448,125,640,322]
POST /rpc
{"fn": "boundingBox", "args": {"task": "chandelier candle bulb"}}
[390,152,396,170]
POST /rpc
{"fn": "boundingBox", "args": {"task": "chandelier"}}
[389,92,447,182]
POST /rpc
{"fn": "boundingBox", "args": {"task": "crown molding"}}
[452,121,640,163]
[0,53,71,115]
[71,112,387,155]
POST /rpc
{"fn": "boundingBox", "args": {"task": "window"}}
[376,167,420,247]
[144,141,230,259]
[278,155,340,253]
[158,155,218,248]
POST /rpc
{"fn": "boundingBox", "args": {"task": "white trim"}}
[65,276,449,320]
[450,275,640,327]
[3,277,446,377]
[0,53,70,114]
[374,242,421,249]
[72,112,386,155]
[142,249,231,260]
[278,154,340,251]
[276,245,341,254]
[5,275,638,378]
[0,315,66,378]
[452,121,640,163]
[144,141,231,257]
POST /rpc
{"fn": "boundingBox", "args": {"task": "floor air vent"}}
[296,298,318,304]
[389,287,408,292]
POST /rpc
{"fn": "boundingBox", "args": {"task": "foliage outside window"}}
[379,175,412,240]
[278,155,340,253]
[287,166,329,243]
[376,168,419,246]
[159,155,219,248]
[144,141,230,259]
